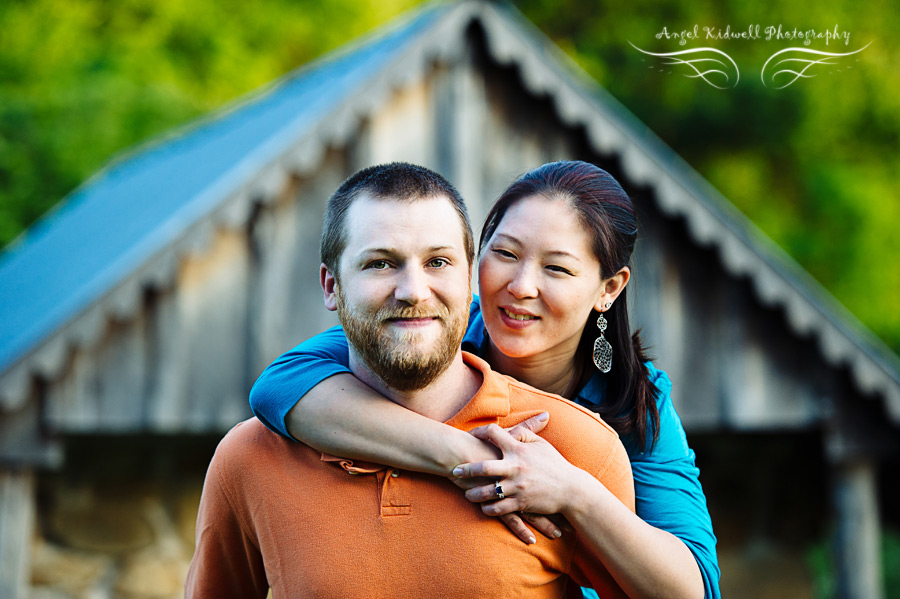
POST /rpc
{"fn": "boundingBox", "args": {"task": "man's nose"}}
[394,266,432,305]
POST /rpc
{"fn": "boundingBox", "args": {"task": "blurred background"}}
[1,0,898,597]
[2,0,897,353]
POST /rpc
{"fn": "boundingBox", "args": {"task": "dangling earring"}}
[593,304,613,373]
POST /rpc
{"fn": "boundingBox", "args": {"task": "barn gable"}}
[1,2,897,438]
[1,2,898,597]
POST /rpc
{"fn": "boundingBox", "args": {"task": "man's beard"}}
[335,288,469,392]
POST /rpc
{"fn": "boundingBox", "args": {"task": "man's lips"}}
[385,316,439,327]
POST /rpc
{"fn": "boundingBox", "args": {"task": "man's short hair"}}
[320,163,475,275]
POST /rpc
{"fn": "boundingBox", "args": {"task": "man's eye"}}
[368,260,389,270]
[428,258,449,268]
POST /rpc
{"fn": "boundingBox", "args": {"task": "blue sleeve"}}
[248,326,351,440]
[629,365,721,599]
[252,297,487,441]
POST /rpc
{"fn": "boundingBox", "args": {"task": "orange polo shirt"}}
[186,353,634,598]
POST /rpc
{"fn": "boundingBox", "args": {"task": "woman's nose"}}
[506,266,538,299]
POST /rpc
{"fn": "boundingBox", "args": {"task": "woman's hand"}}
[453,422,584,516]
[450,413,563,544]
[452,414,580,543]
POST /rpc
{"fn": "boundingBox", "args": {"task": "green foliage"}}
[1,0,898,354]
[0,0,421,245]
[513,0,900,354]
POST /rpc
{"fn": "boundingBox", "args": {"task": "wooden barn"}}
[1,1,898,597]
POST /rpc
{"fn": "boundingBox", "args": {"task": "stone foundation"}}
[29,436,215,599]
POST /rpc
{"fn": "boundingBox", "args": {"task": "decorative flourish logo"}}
[631,25,870,89]
[629,43,739,89]
[760,43,871,88]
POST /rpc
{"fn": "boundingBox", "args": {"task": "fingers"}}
[448,474,494,491]
[465,480,514,503]
[499,513,536,545]
[520,513,563,540]
[506,412,549,442]
[480,497,519,517]
[469,423,524,454]
[452,460,511,480]
[551,513,574,534]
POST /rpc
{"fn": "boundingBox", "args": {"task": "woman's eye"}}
[546,265,574,276]
[492,248,516,259]
[428,258,449,268]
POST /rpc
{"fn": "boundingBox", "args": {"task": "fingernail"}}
[527,536,536,544]
[452,466,464,477]
[553,529,562,539]
[537,412,549,421]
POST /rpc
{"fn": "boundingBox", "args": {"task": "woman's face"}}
[478,194,608,362]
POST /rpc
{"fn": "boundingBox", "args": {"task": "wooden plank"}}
[0,468,34,599]
[249,153,345,381]
[832,458,883,599]
[1,386,63,466]
[178,229,254,431]
[281,158,345,347]
[144,227,257,433]
[145,284,189,431]
[368,78,434,168]
[94,316,149,431]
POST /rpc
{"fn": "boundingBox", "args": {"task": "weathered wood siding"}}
[31,37,853,437]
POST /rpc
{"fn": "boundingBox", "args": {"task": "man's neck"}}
[349,351,483,422]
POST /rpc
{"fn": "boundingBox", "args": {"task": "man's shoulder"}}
[504,376,618,436]
[211,417,309,474]
[500,376,635,509]
[217,417,278,448]
[501,376,626,466]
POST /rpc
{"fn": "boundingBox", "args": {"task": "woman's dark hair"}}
[479,160,660,451]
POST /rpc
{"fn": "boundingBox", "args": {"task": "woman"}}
[250,161,719,599]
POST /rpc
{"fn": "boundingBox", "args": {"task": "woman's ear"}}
[321,263,339,312]
[594,266,630,312]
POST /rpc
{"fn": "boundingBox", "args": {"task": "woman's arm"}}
[455,365,719,599]
[250,326,497,473]
[456,425,705,599]
[250,326,565,543]
[284,372,500,473]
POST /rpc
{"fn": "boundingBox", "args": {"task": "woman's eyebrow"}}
[494,234,581,262]
[545,250,581,262]
[491,233,523,245]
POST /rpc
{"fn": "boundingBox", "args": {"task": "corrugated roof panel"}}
[0,3,449,373]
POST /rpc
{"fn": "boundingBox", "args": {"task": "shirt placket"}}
[377,468,411,518]
[324,454,412,519]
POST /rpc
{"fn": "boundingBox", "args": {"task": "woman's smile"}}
[478,194,605,362]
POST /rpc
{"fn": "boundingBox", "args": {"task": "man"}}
[186,163,634,598]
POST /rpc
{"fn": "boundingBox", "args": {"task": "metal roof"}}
[0,2,450,402]
[1,0,898,421]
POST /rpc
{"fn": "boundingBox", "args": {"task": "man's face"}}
[323,193,472,391]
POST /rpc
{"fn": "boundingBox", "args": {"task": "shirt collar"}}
[321,351,511,473]
[445,352,511,430]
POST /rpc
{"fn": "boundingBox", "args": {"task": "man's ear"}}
[321,264,339,312]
